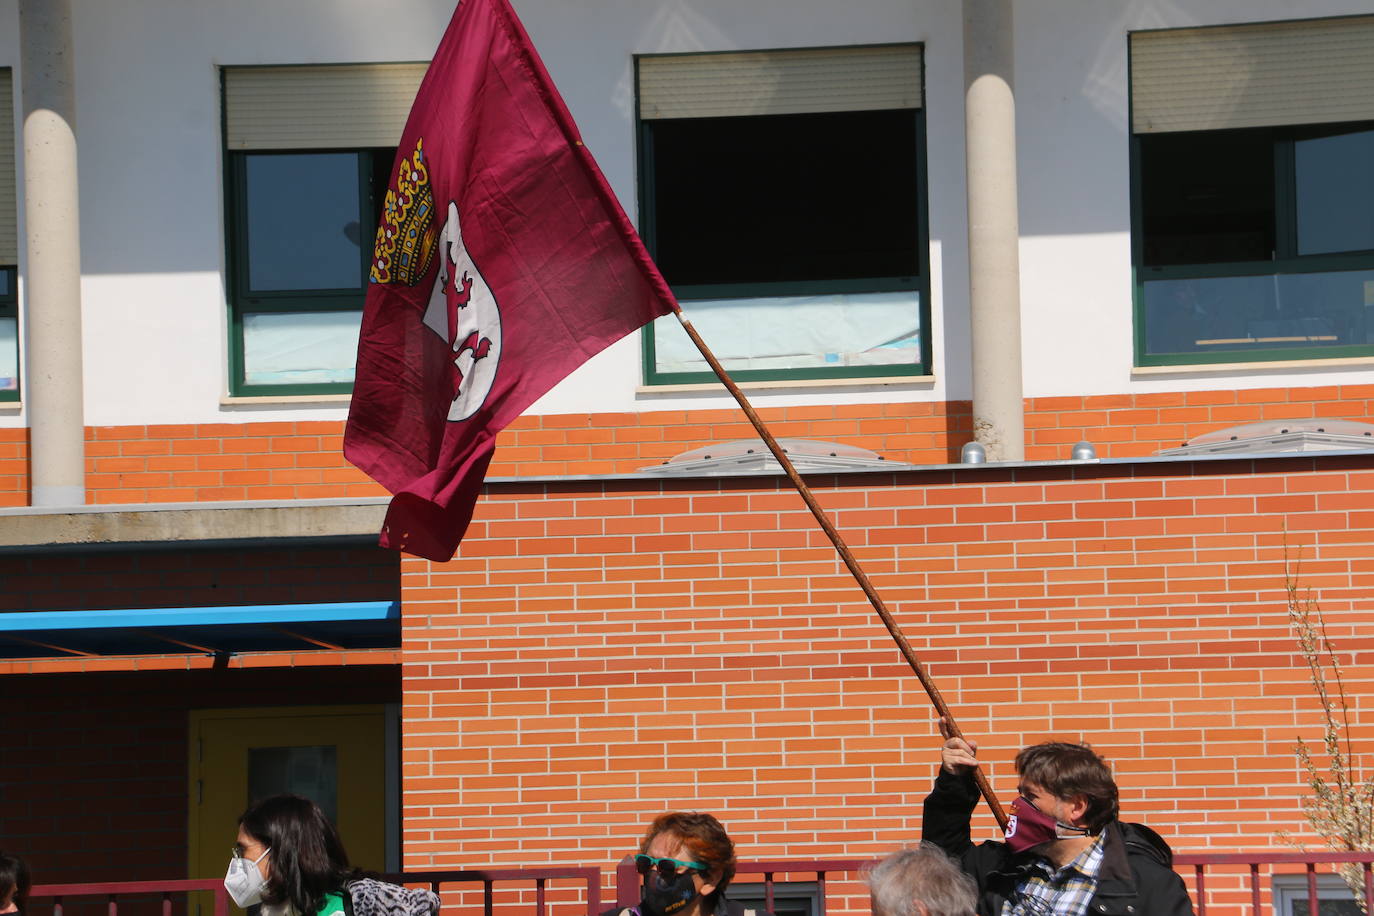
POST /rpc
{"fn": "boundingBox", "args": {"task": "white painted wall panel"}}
[0,0,1371,427]
[1013,0,1374,400]
[59,0,950,425]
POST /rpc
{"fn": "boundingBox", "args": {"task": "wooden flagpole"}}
[672,309,1009,830]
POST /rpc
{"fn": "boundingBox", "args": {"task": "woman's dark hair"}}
[1015,741,1120,832]
[239,795,357,916]
[638,812,737,903]
[0,852,31,914]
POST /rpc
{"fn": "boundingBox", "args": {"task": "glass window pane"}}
[1296,127,1374,256]
[1275,874,1368,916]
[647,109,920,287]
[245,153,363,292]
[0,268,11,297]
[0,316,17,391]
[243,310,361,385]
[1141,268,1374,357]
[1290,901,1364,916]
[728,882,818,916]
[1138,128,1275,267]
[652,290,920,374]
[248,745,338,826]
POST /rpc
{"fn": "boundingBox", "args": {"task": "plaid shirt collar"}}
[1002,833,1107,916]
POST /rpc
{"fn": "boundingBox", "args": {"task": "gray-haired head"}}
[865,844,976,916]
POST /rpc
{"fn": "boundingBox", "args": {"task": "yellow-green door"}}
[189,705,388,895]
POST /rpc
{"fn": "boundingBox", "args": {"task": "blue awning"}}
[0,600,400,659]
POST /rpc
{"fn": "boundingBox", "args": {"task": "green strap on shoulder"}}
[317,892,346,916]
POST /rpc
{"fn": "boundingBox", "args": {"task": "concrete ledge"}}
[0,498,390,551]
[4,443,1373,552]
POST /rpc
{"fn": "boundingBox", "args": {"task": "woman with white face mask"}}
[225,795,439,916]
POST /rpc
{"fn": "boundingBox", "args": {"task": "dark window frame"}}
[727,880,821,916]
[0,265,17,402]
[1130,115,1374,368]
[635,51,932,387]
[223,146,392,397]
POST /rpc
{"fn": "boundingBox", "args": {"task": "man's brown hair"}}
[1015,742,1120,832]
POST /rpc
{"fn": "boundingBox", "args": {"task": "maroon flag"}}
[345,0,676,561]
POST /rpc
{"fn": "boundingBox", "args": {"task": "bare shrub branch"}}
[1285,545,1374,909]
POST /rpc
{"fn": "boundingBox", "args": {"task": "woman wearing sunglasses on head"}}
[605,812,774,916]
[225,794,440,916]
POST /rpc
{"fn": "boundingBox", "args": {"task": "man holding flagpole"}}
[922,727,1194,916]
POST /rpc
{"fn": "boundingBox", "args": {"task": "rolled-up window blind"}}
[0,68,17,264]
[1131,15,1374,134]
[224,63,427,150]
[638,44,923,121]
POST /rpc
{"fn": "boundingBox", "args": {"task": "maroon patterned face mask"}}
[1003,796,1089,854]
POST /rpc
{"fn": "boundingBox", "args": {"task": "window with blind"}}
[222,63,424,395]
[636,45,929,385]
[1130,16,1374,366]
[0,67,18,401]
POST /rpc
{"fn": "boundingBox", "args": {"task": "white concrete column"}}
[963,0,1024,461]
[19,0,85,506]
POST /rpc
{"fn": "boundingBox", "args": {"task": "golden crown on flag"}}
[371,137,439,286]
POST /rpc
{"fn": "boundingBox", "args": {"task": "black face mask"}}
[640,869,699,916]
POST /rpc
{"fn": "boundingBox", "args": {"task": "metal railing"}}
[1174,850,1374,916]
[30,852,1374,916]
[29,879,230,916]
[614,857,875,914]
[31,868,602,916]
[389,868,602,916]
[617,851,1374,916]
[732,860,874,916]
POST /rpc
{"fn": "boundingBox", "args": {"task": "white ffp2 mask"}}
[224,848,271,908]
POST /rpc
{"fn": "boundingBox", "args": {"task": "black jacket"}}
[922,769,1195,916]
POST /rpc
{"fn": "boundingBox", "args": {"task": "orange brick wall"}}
[399,453,1374,914]
[0,427,27,506]
[73,402,973,504]
[83,421,385,504]
[1024,384,1374,459]
[52,382,1374,504]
